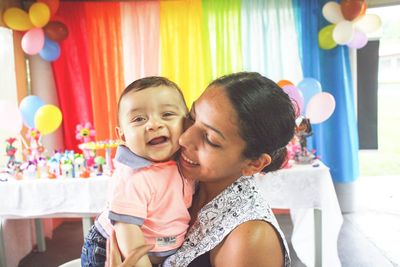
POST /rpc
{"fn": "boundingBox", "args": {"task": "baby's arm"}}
[114,222,152,267]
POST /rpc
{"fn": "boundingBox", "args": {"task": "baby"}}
[81,76,193,267]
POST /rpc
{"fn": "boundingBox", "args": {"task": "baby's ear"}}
[115,126,125,142]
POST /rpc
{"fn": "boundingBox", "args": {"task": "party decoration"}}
[21,28,45,55]
[39,37,61,61]
[37,0,60,17]
[282,85,304,116]
[2,0,67,61]
[340,0,364,21]
[0,100,23,135]
[297,77,322,112]
[44,21,69,41]
[29,2,51,28]
[76,122,96,143]
[34,104,63,135]
[318,24,337,50]
[19,95,45,128]
[319,0,382,50]
[277,80,294,88]
[305,92,336,124]
[2,8,33,31]
[322,2,344,24]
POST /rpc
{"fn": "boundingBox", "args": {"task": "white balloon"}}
[355,14,382,34]
[333,21,354,45]
[306,92,335,124]
[322,1,345,24]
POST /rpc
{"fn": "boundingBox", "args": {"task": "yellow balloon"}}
[3,7,34,31]
[29,2,51,28]
[34,104,62,135]
[318,24,337,50]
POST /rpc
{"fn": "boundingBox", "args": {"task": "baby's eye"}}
[132,116,146,123]
[163,112,176,118]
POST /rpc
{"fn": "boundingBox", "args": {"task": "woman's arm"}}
[114,222,152,267]
[210,220,284,267]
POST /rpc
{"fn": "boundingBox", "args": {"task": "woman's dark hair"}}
[209,72,296,173]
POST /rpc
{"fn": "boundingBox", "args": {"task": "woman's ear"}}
[115,126,125,142]
[242,153,271,176]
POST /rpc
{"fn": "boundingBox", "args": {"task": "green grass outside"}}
[359,84,400,176]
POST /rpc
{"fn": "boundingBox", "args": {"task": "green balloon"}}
[318,24,337,50]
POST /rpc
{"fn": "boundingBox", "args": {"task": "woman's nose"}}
[179,125,196,150]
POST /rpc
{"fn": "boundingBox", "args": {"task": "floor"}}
[18,176,400,267]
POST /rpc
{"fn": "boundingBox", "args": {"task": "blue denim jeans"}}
[81,225,107,267]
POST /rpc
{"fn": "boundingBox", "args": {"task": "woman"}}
[109,72,295,267]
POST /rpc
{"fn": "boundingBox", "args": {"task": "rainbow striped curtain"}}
[52,0,360,186]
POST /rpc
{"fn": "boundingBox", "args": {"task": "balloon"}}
[318,24,337,50]
[340,0,364,21]
[306,92,336,124]
[3,7,33,31]
[355,14,382,34]
[0,100,23,135]
[39,37,61,62]
[322,2,345,24]
[19,95,45,128]
[282,85,304,116]
[29,2,51,28]
[277,80,294,88]
[333,20,354,45]
[34,104,62,135]
[21,28,45,55]
[37,0,60,17]
[44,21,69,41]
[347,31,368,49]
[297,78,322,114]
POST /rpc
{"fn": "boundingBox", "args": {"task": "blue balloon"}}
[19,95,45,128]
[297,78,322,114]
[39,37,61,62]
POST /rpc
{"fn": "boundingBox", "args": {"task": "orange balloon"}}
[37,0,60,16]
[360,1,367,16]
[340,0,364,21]
[277,80,294,88]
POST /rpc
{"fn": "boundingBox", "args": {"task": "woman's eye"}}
[204,133,220,148]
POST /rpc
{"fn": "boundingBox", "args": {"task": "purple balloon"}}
[347,31,368,49]
[282,85,304,116]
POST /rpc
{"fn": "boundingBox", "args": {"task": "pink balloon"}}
[282,85,304,116]
[21,28,45,55]
[305,92,336,124]
[347,31,368,49]
[0,100,23,135]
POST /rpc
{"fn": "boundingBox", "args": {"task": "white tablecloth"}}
[0,162,342,267]
[256,162,343,267]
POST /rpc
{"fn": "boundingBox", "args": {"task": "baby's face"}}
[117,85,187,162]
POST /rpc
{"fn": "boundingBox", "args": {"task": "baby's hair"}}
[117,76,187,124]
[118,76,185,110]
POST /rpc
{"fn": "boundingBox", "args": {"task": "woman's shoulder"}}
[211,220,284,267]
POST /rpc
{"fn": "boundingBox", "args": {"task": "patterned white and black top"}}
[163,175,291,267]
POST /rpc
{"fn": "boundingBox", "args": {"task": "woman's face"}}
[178,85,250,185]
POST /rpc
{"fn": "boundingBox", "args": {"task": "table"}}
[0,176,110,267]
[0,162,342,267]
[255,161,343,267]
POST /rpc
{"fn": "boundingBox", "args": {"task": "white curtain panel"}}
[241,0,303,83]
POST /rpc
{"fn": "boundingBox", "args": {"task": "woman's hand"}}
[106,230,154,267]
